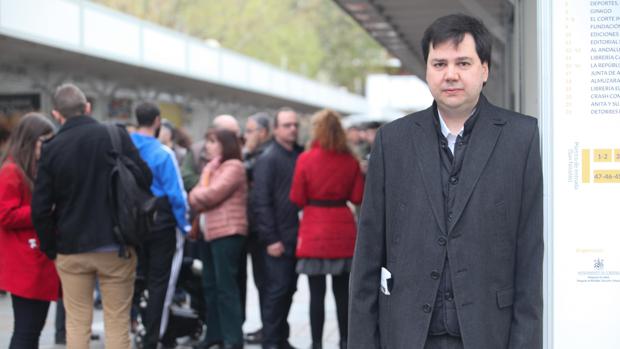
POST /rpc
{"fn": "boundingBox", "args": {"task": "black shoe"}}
[91,333,100,341]
[244,328,263,344]
[55,337,66,345]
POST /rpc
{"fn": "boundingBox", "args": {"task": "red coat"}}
[0,160,60,301]
[290,144,364,259]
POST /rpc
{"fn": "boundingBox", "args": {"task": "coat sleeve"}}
[189,161,244,212]
[509,123,544,349]
[159,150,190,234]
[348,129,386,349]
[0,165,32,230]
[120,126,152,191]
[250,153,279,246]
[31,147,57,260]
[289,155,307,207]
[348,159,365,205]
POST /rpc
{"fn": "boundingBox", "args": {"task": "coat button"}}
[449,176,458,184]
[437,237,447,246]
[430,271,440,280]
[423,304,432,313]
[445,291,454,301]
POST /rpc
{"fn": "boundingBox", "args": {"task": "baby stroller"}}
[133,251,205,348]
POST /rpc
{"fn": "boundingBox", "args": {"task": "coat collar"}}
[57,115,97,134]
[411,95,507,235]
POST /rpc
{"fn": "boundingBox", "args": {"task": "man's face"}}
[158,127,173,147]
[425,33,488,117]
[244,119,262,152]
[274,111,298,145]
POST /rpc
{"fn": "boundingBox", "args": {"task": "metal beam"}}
[457,0,508,46]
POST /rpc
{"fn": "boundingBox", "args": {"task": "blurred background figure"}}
[189,129,248,349]
[357,121,383,174]
[344,124,365,161]
[242,111,272,345]
[289,109,364,349]
[0,113,60,349]
[0,125,9,160]
[182,114,240,193]
[130,102,189,349]
[158,119,191,165]
[251,107,303,349]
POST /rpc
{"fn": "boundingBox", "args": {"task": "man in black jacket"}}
[251,108,303,349]
[32,83,151,349]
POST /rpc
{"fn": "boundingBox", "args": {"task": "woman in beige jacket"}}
[189,128,247,349]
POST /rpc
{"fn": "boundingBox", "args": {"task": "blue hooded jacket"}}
[130,133,190,234]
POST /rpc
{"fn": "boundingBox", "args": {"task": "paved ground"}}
[0,257,343,349]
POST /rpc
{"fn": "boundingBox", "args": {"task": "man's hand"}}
[267,241,285,257]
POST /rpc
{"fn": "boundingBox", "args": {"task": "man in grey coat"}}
[348,14,543,349]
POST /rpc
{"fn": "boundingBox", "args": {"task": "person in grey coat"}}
[348,14,543,349]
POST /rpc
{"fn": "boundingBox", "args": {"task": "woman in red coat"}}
[0,113,60,349]
[290,109,364,349]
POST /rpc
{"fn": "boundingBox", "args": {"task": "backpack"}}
[106,125,157,258]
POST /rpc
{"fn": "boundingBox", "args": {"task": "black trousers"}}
[238,241,248,323]
[10,294,50,349]
[261,251,297,347]
[248,236,266,321]
[55,299,65,342]
[138,227,176,349]
[308,273,349,344]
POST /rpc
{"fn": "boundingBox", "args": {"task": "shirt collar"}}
[437,107,478,139]
[437,110,462,139]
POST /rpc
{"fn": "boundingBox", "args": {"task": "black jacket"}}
[250,140,302,255]
[32,116,151,259]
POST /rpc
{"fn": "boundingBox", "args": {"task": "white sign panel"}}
[551,1,620,348]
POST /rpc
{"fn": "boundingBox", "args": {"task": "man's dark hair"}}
[53,83,88,118]
[206,128,242,162]
[274,107,295,128]
[249,112,271,133]
[421,14,492,71]
[135,102,160,127]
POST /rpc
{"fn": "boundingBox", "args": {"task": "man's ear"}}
[84,102,92,115]
[51,110,66,125]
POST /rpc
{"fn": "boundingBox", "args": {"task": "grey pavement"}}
[0,257,343,349]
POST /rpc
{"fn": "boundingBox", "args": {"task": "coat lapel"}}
[448,98,506,234]
[411,109,446,235]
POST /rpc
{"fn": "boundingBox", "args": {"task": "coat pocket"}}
[496,287,514,309]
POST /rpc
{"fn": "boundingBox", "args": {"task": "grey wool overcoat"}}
[348,95,543,349]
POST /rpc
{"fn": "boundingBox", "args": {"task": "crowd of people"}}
[0,83,368,349]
